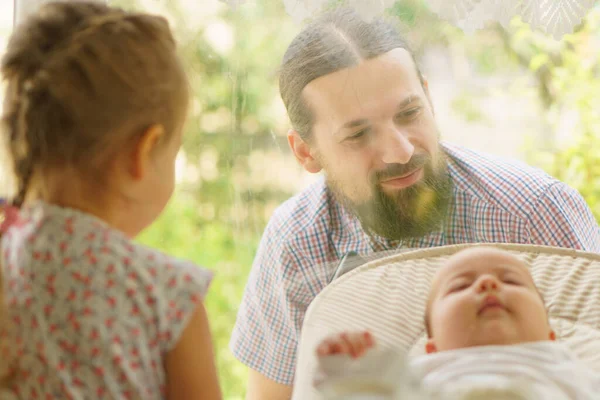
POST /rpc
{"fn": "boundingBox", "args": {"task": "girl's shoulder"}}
[6,200,213,301]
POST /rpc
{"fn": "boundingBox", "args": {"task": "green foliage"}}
[450,91,490,124]
[508,11,600,221]
[137,193,257,399]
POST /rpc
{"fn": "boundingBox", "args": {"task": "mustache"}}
[371,153,430,184]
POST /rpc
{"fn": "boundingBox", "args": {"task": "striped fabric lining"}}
[292,243,600,399]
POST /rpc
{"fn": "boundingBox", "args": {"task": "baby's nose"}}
[477,276,499,292]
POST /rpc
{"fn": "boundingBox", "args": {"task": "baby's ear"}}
[549,330,556,341]
[425,339,437,354]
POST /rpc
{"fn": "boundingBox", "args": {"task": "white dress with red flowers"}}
[0,201,212,399]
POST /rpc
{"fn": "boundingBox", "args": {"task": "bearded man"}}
[230,8,600,400]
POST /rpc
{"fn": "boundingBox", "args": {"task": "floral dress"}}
[0,201,213,399]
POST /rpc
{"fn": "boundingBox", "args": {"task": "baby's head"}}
[424,247,555,354]
[1,2,188,236]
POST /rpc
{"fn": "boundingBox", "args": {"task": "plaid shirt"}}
[230,142,600,385]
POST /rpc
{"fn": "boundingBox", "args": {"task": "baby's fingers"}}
[317,331,375,358]
[316,340,333,356]
[362,331,375,349]
[316,338,345,356]
[341,332,372,358]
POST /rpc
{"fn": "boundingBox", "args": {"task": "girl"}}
[0,2,221,399]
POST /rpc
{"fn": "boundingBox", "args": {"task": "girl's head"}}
[1,1,189,236]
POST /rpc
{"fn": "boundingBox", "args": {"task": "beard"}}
[327,151,453,241]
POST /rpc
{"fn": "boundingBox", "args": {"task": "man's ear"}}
[549,330,556,341]
[131,124,165,180]
[425,338,437,354]
[287,129,322,173]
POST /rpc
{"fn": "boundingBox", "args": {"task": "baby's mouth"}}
[478,294,506,315]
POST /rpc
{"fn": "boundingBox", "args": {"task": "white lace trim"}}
[219,0,597,39]
[426,0,596,38]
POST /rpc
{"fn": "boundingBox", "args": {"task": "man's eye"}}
[347,129,368,140]
[396,108,421,120]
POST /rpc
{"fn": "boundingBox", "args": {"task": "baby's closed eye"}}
[448,281,472,293]
[502,276,524,285]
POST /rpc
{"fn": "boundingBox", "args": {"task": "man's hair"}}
[278,7,423,141]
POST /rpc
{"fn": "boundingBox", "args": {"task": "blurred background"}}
[1,1,599,398]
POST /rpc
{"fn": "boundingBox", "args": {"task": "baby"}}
[314,247,599,399]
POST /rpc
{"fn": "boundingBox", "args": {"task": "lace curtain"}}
[220,0,597,39]
[425,0,596,38]
[15,0,597,38]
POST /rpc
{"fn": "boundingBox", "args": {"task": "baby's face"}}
[426,248,554,353]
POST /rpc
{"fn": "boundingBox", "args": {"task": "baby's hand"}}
[316,331,375,359]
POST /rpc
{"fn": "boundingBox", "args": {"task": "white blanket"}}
[313,342,600,399]
[412,342,600,399]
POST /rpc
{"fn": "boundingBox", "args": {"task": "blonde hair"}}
[0,1,189,382]
[2,1,189,206]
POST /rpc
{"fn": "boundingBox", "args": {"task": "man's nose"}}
[380,127,414,165]
[476,275,500,293]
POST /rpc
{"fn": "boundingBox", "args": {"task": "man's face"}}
[426,248,554,353]
[295,49,451,240]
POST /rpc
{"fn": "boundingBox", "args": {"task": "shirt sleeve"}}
[527,182,600,253]
[158,261,214,353]
[229,218,313,386]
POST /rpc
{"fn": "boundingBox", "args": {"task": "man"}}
[230,8,600,399]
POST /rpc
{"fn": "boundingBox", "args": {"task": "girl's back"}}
[0,2,222,398]
[2,201,211,398]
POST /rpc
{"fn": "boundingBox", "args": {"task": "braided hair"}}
[0,1,189,383]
